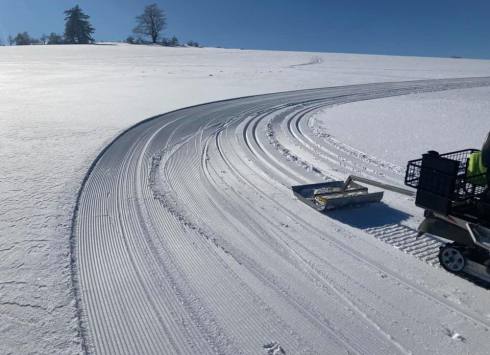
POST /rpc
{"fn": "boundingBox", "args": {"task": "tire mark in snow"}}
[363,224,443,265]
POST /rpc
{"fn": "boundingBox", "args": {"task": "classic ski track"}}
[263,101,445,266]
[253,82,490,268]
[75,77,490,355]
[210,127,416,354]
[212,126,449,355]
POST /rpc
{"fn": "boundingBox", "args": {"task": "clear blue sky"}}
[0,0,489,59]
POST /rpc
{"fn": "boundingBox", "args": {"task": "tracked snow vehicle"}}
[293,148,490,282]
[405,149,490,282]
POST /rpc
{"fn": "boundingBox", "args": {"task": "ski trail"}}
[289,57,323,68]
[74,77,490,355]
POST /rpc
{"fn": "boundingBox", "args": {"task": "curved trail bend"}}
[75,77,490,355]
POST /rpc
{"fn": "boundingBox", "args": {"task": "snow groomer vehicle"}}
[405,149,490,281]
[293,142,490,283]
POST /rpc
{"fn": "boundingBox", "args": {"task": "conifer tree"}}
[170,36,179,46]
[64,5,95,44]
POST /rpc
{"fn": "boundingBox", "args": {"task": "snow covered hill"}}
[1,43,490,355]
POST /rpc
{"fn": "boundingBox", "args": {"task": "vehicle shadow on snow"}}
[324,202,411,229]
[326,202,490,290]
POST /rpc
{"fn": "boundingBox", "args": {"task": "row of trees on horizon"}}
[2,3,201,48]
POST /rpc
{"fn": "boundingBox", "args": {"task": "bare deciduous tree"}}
[14,32,32,46]
[133,3,167,44]
[48,32,64,45]
[8,35,14,46]
[41,34,48,44]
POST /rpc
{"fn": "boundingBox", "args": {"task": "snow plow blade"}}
[292,181,384,211]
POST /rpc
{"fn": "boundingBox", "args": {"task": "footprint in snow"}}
[444,327,466,342]
[263,341,286,354]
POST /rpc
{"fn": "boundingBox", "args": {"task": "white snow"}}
[312,87,490,167]
[1,43,490,355]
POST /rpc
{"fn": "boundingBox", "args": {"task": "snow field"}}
[1,43,490,354]
[312,86,490,167]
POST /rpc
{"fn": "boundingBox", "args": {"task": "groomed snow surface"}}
[313,86,490,167]
[1,43,490,355]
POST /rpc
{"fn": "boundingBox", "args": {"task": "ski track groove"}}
[217,109,481,355]
[213,125,415,354]
[262,95,446,266]
[74,77,490,355]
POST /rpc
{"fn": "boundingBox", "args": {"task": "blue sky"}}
[0,0,489,59]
